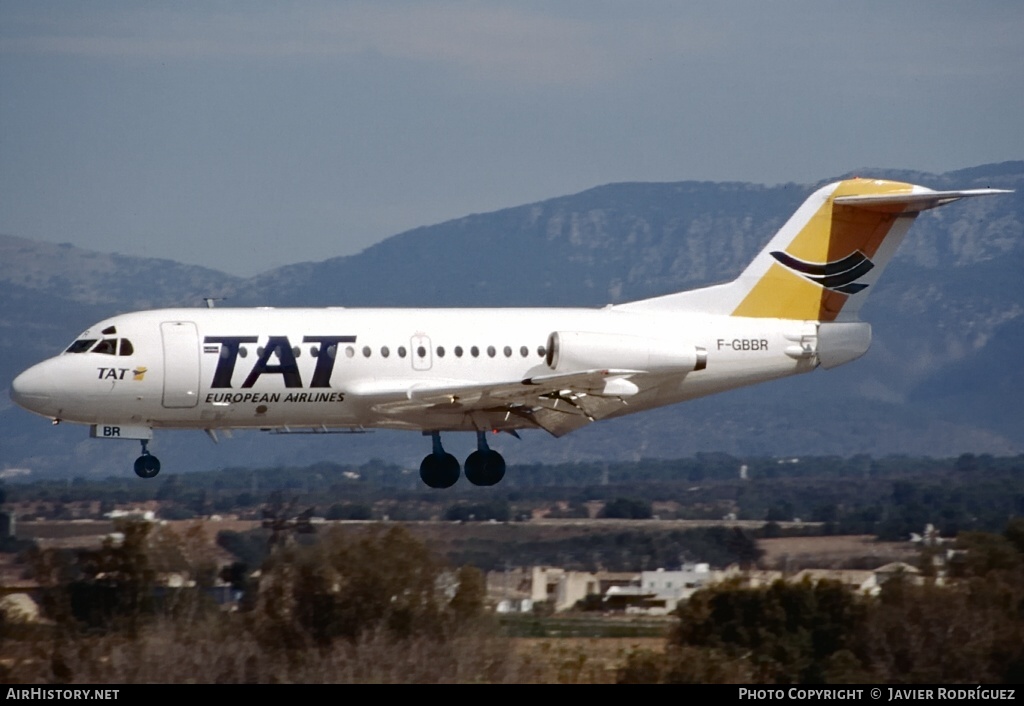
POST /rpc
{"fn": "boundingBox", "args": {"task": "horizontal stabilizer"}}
[834,188,1012,213]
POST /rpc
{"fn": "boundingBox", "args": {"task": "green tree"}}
[444,501,510,522]
[859,575,1022,683]
[1002,517,1024,556]
[669,579,866,683]
[449,565,487,622]
[947,531,1021,578]
[255,525,453,646]
[955,453,978,472]
[325,503,373,520]
[71,520,157,634]
[599,498,652,519]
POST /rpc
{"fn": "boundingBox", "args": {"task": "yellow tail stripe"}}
[731,179,912,321]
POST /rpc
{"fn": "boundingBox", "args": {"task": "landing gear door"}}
[411,334,432,371]
[161,321,200,408]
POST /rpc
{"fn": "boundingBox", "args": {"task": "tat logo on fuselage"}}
[770,250,875,294]
[97,366,147,381]
[204,335,355,389]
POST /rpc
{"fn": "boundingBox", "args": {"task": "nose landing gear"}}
[133,440,161,479]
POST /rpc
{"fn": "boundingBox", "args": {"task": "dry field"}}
[512,637,665,684]
[16,519,918,573]
[758,534,917,570]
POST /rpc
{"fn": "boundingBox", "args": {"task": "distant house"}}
[486,566,636,613]
[789,568,879,595]
[873,561,923,587]
[606,564,715,615]
[736,569,784,588]
[483,563,738,615]
[529,566,601,612]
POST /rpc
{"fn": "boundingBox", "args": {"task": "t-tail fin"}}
[618,178,1011,322]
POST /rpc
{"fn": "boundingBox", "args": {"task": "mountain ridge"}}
[2,162,1022,479]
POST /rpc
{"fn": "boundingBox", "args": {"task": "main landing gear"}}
[133,440,161,479]
[419,431,506,489]
[419,432,460,489]
[465,431,506,487]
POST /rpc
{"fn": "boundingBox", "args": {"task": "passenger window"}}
[537,345,546,358]
[93,339,117,355]
[398,346,407,358]
[381,346,390,358]
[455,346,464,358]
[471,346,480,358]
[487,346,496,358]
[520,346,528,358]
[66,339,97,354]
[503,346,512,357]
[437,346,445,358]
[119,339,135,356]
[362,346,372,358]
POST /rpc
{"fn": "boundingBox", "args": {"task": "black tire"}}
[134,454,161,479]
[464,450,506,486]
[419,453,460,488]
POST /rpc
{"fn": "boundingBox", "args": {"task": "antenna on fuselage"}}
[203,297,225,309]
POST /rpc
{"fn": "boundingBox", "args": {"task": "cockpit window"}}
[102,326,117,335]
[65,339,97,354]
[65,337,133,355]
[93,339,117,355]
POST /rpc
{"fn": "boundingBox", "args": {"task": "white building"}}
[606,564,714,615]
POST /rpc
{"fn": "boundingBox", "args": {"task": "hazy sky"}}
[2,2,1022,276]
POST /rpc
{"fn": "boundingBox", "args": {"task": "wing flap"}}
[356,369,641,435]
[506,405,597,438]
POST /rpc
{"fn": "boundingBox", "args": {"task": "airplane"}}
[9,177,1011,488]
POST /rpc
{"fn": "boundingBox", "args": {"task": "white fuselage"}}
[12,306,817,434]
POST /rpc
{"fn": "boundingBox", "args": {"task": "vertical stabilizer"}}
[618,179,1010,322]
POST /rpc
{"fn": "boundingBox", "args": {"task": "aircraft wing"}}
[347,369,643,437]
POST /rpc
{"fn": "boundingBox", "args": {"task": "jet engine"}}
[545,331,706,374]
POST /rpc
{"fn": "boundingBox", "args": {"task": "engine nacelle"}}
[546,331,705,374]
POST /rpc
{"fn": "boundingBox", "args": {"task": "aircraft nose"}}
[10,363,55,413]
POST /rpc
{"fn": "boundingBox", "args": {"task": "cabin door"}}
[161,321,200,408]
